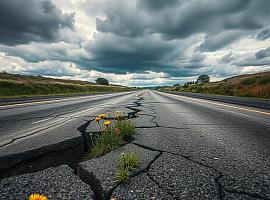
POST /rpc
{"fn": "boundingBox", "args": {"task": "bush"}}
[95,78,109,85]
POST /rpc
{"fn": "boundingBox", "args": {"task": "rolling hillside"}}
[162,71,270,99]
[0,73,132,98]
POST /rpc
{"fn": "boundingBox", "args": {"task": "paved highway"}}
[0,92,136,147]
[0,90,270,199]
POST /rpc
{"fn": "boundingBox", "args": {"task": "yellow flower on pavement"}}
[104,120,111,127]
[29,193,48,200]
[99,114,106,118]
[95,116,101,122]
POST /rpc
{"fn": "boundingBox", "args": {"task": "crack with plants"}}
[132,142,270,200]
[74,96,270,200]
[103,145,175,200]
[71,97,146,200]
[132,142,224,199]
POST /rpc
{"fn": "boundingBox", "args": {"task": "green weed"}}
[117,153,140,171]
[115,167,129,183]
[115,153,140,183]
[115,120,136,139]
[91,128,122,157]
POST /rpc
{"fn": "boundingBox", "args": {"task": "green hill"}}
[0,73,132,98]
[162,71,270,99]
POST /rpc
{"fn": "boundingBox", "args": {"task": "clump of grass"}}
[91,127,122,157]
[89,112,137,158]
[117,153,140,170]
[115,119,135,139]
[115,153,140,183]
[115,167,129,183]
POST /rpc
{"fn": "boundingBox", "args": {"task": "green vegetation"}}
[115,119,136,140]
[91,127,122,157]
[95,77,109,85]
[197,74,210,84]
[115,166,129,183]
[117,152,140,171]
[88,112,136,158]
[161,71,270,99]
[115,153,140,183]
[0,72,133,98]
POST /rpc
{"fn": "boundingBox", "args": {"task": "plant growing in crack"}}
[87,112,136,158]
[115,152,140,183]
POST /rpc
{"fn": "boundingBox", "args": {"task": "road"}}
[1,90,270,200]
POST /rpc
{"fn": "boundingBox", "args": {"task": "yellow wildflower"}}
[95,116,101,122]
[99,114,106,118]
[104,120,111,127]
[29,193,48,200]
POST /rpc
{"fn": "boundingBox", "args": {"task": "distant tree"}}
[197,75,210,84]
[95,77,109,85]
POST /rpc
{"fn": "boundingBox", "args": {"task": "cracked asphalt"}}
[0,90,270,200]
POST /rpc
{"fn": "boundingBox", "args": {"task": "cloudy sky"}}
[0,0,270,86]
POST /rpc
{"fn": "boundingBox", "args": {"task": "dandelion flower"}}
[95,116,101,122]
[104,120,111,127]
[99,114,106,118]
[29,193,48,200]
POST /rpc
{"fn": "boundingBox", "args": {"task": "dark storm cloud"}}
[0,0,74,45]
[95,0,262,40]
[199,31,242,52]
[85,33,180,74]
[255,47,270,59]
[220,52,234,63]
[257,29,270,41]
[88,0,270,77]
[136,0,180,11]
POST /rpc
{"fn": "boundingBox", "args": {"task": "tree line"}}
[174,75,210,87]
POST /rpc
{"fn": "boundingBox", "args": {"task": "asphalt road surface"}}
[0,90,270,200]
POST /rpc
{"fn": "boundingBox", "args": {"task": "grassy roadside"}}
[160,71,270,99]
[0,73,133,98]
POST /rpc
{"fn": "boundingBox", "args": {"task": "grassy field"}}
[161,71,270,99]
[0,73,133,98]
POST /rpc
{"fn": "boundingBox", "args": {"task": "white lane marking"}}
[159,92,270,116]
